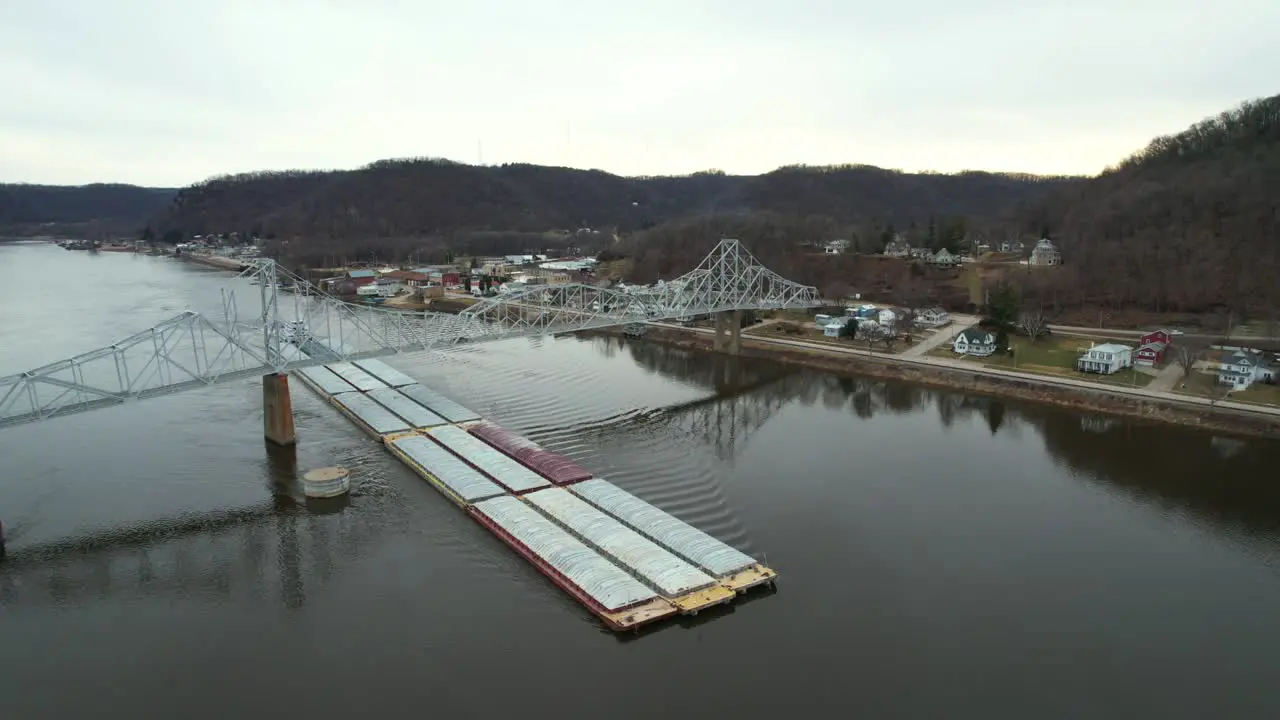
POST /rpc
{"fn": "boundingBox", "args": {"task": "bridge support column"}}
[713,312,728,352]
[728,310,742,356]
[263,372,297,446]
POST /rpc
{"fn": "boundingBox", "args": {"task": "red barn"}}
[1135,342,1167,366]
[1140,330,1172,347]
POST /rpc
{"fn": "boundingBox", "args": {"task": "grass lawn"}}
[939,334,1155,388]
[1172,369,1280,407]
[745,321,913,353]
[1234,383,1280,407]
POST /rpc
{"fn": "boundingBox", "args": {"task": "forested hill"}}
[146,160,1077,241]
[1026,94,1280,316]
[0,183,175,235]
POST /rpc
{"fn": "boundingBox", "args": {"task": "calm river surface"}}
[2,241,1280,718]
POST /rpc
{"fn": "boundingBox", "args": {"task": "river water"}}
[2,241,1279,718]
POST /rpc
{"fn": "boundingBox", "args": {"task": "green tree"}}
[840,318,858,339]
[879,223,896,248]
[464,275,472,293]
[941,216,966,254]
[983,283,1019,351]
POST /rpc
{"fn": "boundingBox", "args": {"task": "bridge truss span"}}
[0,239,818,428]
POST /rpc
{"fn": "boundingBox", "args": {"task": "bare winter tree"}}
[880,327,898,352]
[1018,308,1048,342]
[1173,340,1208,379]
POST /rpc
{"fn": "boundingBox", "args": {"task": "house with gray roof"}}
[952,328,998,356]
[1218,350,1276,390]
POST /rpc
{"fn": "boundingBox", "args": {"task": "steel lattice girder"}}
[0,239,817,428]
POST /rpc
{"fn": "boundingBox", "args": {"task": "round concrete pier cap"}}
[302,466,351,498]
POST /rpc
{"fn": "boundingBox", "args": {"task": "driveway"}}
[1145,362,1184,393]
[901,315,980,357]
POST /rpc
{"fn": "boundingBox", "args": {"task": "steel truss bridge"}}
[0,240,818,428]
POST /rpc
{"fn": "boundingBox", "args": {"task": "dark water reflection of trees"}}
[598,335,1280,546]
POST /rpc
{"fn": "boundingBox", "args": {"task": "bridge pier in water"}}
[712,310,743,356]
[262,373,297,446]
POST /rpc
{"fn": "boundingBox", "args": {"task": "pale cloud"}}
[1,0,1276,186]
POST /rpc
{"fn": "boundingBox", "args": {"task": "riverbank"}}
[603,325,1280,439]
[170,252,249,271]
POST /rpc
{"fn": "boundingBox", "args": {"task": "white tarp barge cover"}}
[353,359,418,388]
[426,425,550,493]
[525,488,715,597]
[571,479,757,577]
[332,392,411,435]
[473,495,657,611]
[295,366,357,396]
[325,362,388,392]
[397,384,481,423]
[366,387,448,428]
[390,435,505,502]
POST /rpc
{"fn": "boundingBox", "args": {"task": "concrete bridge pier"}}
[262,373,297,446]
[712,311,743,355]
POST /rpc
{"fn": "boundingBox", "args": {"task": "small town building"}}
[1029,238,1062,266]
[1077,343,1133,374]
[383,270,430,288]
[883,236,911,258]
[824,239,850,255]
[1133,330,1172,366]
[1134,344,1165,367]
[930,248,959,268]
[1217,350,1276,390]
[915,307,951,328]
[1140,330,1172,346]
[953,328,998,356]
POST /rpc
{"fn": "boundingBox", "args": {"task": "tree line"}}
[144,161,1071,247]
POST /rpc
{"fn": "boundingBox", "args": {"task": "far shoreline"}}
[589,325,1280,440]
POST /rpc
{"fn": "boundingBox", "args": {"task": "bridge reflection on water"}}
[0,447,359,610]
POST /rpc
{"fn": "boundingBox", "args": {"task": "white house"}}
[877,308,899,327]
[824,239,851,255]
[953,328,998,356]
[1029,238,1061,266]
[1217,351,1276,390]
[883,237,911,258]
[915,307,951,328]
[358,275,401,295]
[1077,343,1133,374]
[930,248,959,268]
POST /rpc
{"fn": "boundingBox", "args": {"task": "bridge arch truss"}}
[0,239,817,428]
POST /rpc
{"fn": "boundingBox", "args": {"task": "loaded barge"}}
[292,357,776,631]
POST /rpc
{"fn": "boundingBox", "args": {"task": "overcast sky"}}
[2,0,1276,187]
